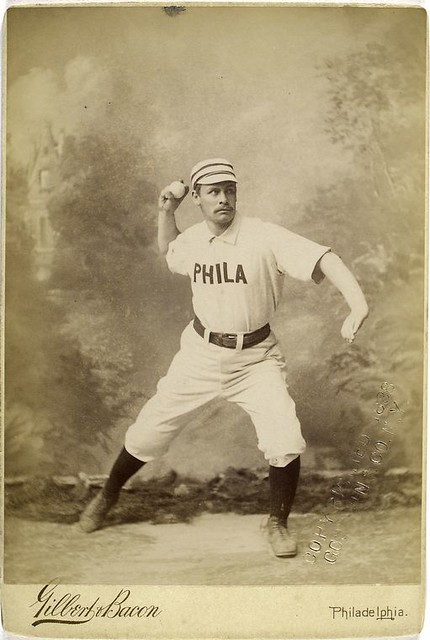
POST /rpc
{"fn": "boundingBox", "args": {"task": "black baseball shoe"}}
[79,490,118,533]
[261,515,298,558]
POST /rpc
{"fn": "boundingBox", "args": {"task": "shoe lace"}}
[270,517,288,535]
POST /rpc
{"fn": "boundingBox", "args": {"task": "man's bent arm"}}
[157,184,189,255]
[158,211,180,255]
[319,252,369,342]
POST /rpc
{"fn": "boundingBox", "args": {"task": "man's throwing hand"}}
[158,181,189,215]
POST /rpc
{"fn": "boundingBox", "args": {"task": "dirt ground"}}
[4,507,421,585]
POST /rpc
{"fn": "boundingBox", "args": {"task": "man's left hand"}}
[341,306,369,343]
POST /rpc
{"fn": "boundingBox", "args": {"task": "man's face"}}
[192,181,237,234]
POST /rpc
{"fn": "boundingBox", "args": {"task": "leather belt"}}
[193,316,270,350]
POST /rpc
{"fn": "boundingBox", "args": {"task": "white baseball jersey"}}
[166,214,331,333]
[125,214,331,467]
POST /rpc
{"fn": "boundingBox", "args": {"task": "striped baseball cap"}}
[190,158,237,190]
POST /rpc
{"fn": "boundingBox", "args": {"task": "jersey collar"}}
[204,212,242,245]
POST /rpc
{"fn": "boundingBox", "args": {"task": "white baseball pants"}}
[125,321,306,467]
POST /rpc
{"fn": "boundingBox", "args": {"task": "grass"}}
[4,467,422,526]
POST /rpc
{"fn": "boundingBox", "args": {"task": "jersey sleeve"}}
[266,223,331,283]
[165,233,189,276]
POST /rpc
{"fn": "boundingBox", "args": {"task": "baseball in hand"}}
[169,181,186,199]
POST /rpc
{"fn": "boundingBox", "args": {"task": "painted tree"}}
[4,165,130,474]
[303,23,426,468]
[48,133,157,308]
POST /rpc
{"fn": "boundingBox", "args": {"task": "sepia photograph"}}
[2,3,427,638]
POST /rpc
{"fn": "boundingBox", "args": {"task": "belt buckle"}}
[222,333,237,348]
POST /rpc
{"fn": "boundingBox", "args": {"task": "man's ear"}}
[191,190,201,207]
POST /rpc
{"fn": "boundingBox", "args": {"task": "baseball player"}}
[80,158,369,558]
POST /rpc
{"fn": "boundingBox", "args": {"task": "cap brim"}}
[195,173,238,186]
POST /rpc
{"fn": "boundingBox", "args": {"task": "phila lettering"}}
[193,262,248,284]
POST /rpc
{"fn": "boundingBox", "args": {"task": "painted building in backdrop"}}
[26,124,63,281]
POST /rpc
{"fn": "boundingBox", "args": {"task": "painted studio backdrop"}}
[5,6,425,574]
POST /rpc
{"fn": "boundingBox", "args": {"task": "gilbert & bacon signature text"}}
[30,579,162,626]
